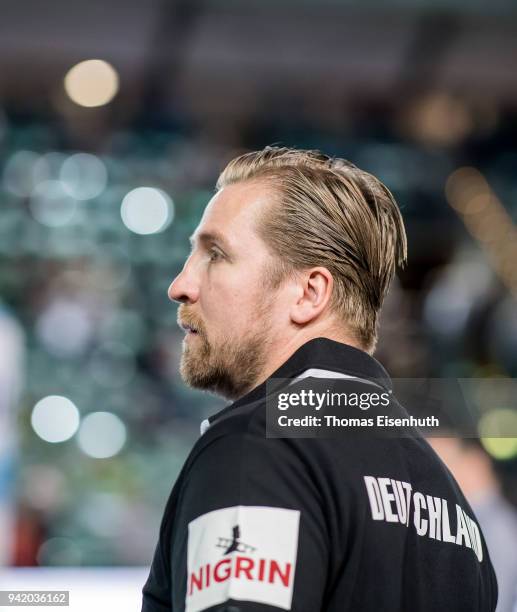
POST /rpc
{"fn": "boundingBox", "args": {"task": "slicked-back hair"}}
[216,146,407,353]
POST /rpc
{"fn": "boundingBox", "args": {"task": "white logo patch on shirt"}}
[186,505,300,612]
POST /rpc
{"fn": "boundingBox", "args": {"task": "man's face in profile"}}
[168,180,285,400]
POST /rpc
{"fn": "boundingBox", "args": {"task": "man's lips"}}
[179,321,199,334]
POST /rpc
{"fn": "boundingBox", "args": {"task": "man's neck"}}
[250,331,362,397]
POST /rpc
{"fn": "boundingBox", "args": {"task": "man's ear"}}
[290,267,334,325]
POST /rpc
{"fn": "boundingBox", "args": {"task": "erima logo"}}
[186,506,300,612]
[216,525,257,555]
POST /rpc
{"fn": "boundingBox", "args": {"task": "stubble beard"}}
[178,300,275,401]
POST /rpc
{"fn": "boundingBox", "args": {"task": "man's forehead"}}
[192,182,273,246]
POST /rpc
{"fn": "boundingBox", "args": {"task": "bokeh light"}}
[35,298,94,357]
[64,59,119,108]
[478,409,517,460]
[3,151,43,197]
[120,187,174,235]
[29,180,78,227]
[60,153,108,200]
[31,395,80,443]
[34,152,67,181]
[480,437,517,461]
[445,167,490,213]
[403,92,473,147]
[78,412,127,459]
[445,167,517,297]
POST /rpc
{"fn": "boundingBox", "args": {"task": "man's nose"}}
[168,263,199,304]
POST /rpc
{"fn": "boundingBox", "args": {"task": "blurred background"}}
[1,0,517,609]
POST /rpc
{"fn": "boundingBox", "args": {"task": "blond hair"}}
[217,146,407,353]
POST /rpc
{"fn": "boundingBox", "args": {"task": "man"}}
[142,146,498,611]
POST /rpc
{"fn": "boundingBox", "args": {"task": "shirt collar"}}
[203,336,392,431]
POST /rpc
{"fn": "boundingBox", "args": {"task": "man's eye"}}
[208,249,223,262]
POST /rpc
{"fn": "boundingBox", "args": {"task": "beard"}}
[177,299,274,401]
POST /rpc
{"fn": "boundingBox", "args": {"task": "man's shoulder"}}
[187,393,427,481]
[196,393,269,443]
[186,379,465,496]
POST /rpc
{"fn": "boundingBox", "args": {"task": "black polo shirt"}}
[142,337,498,612]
